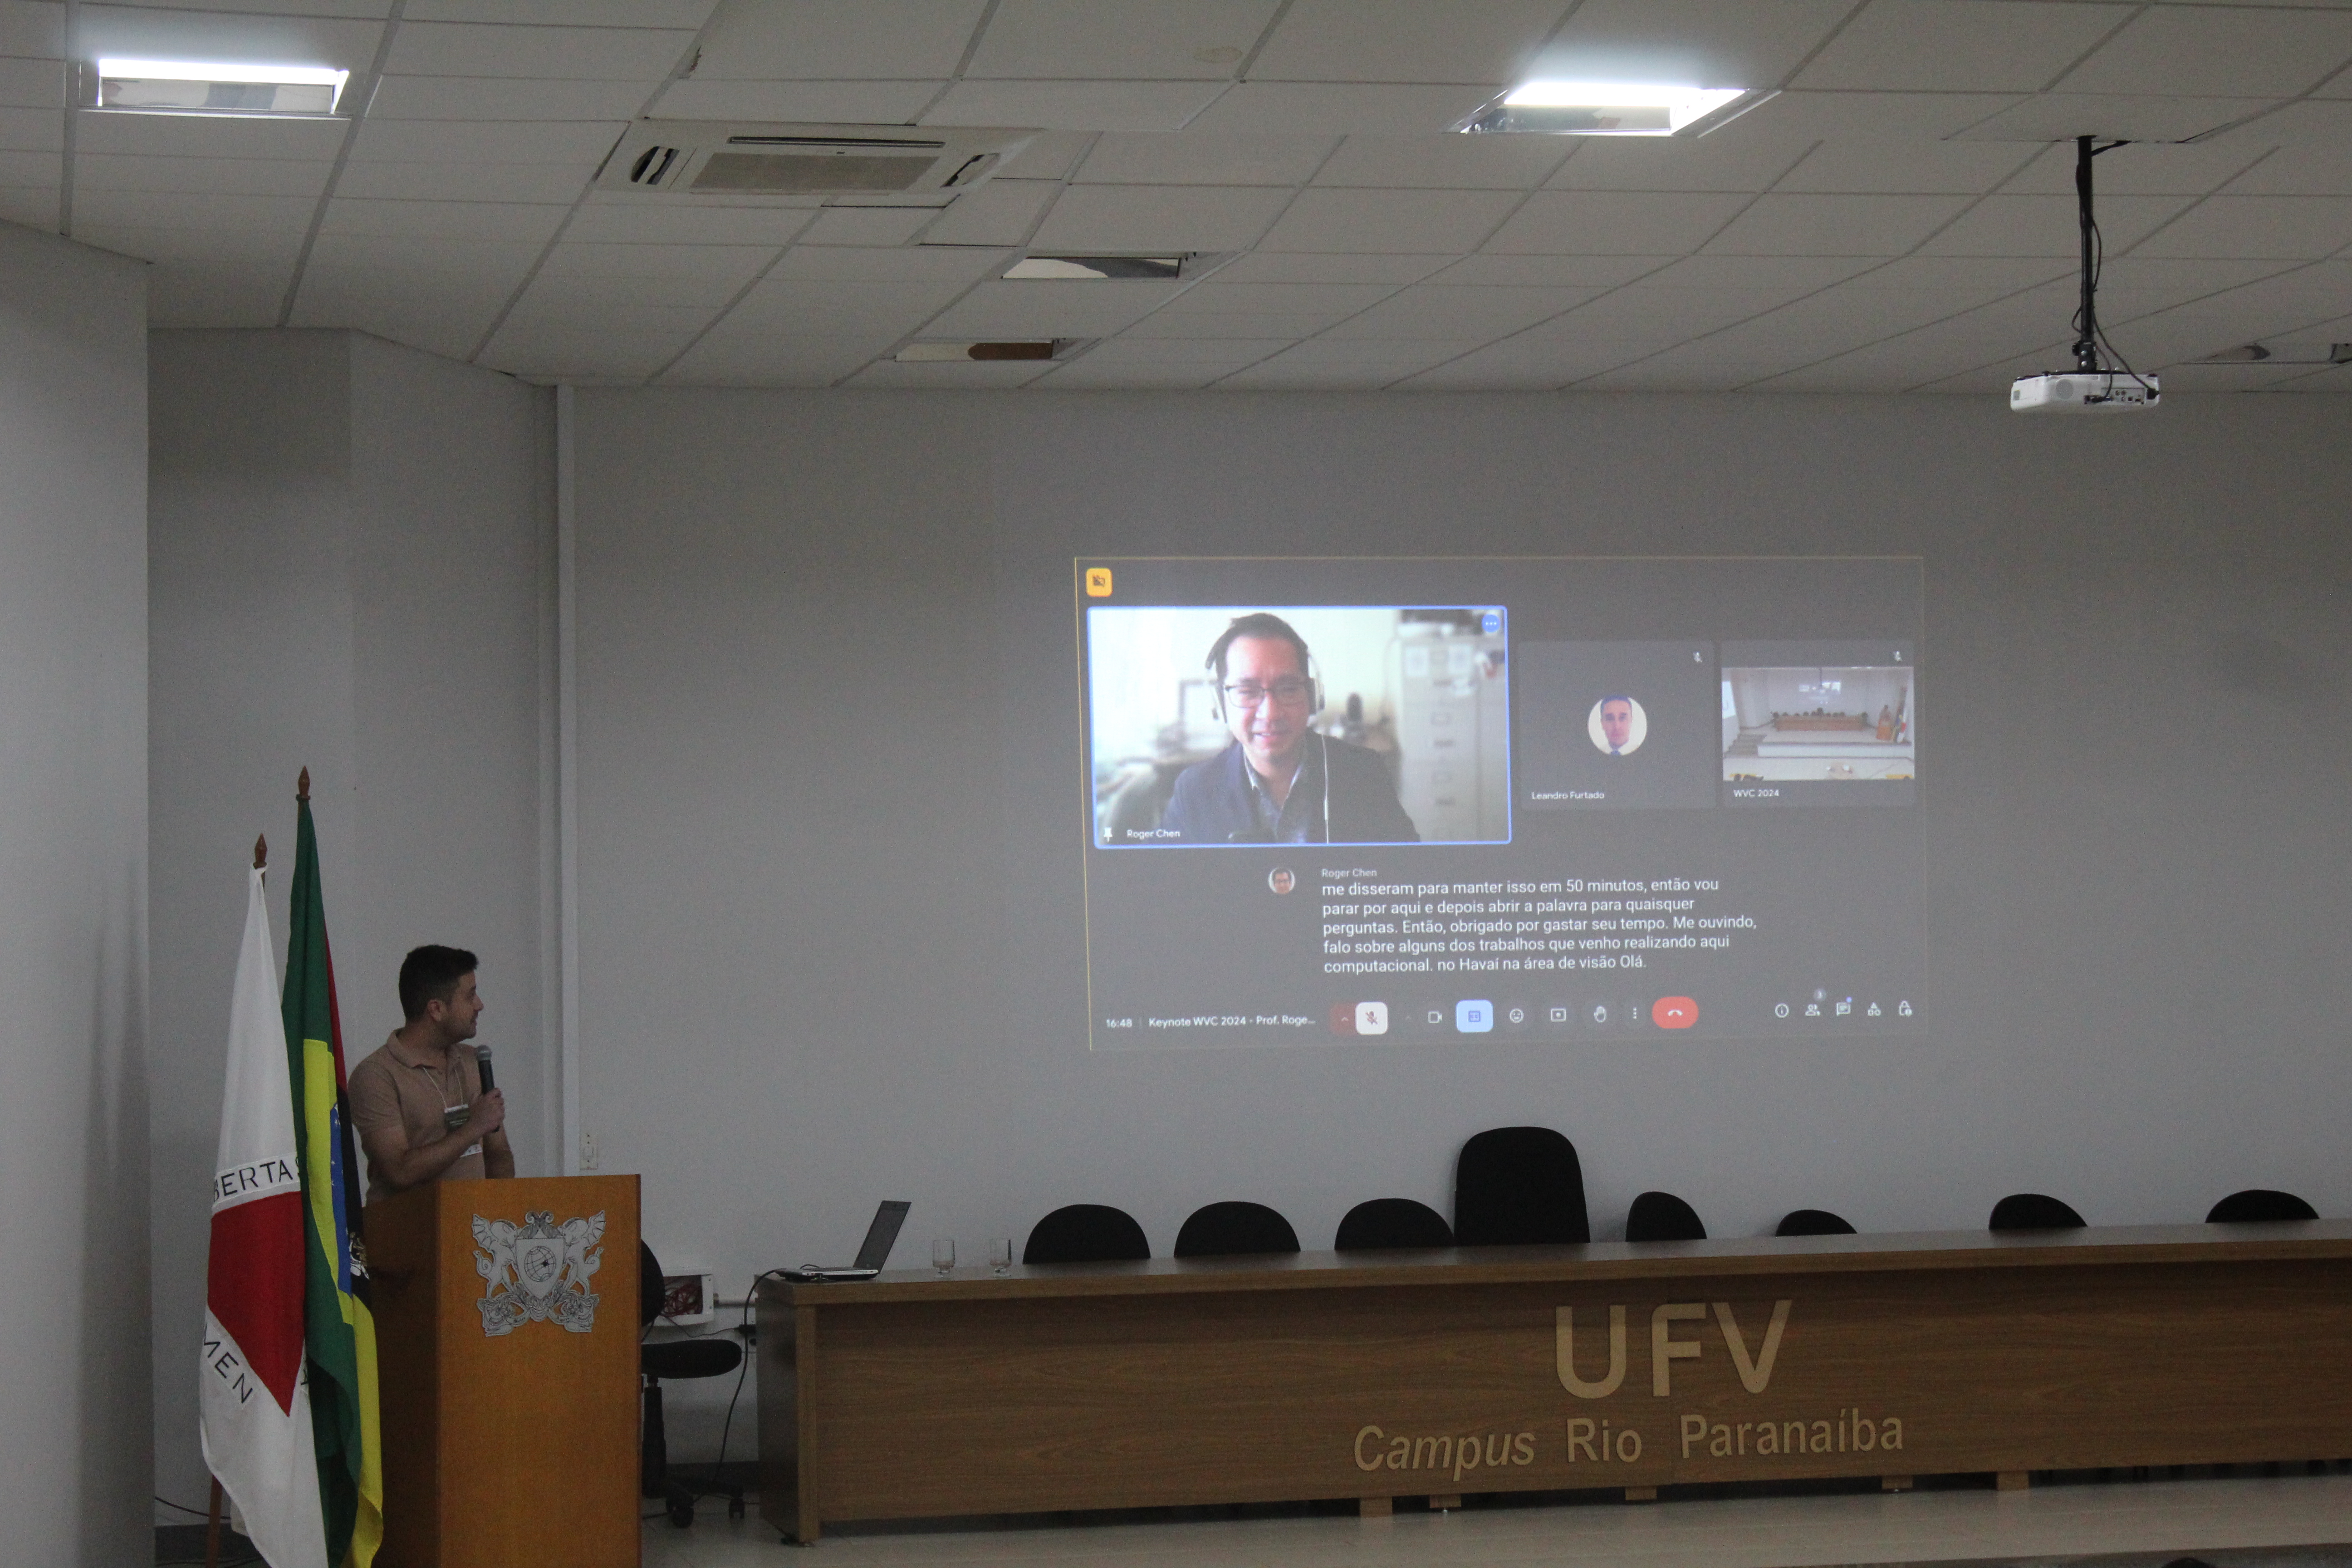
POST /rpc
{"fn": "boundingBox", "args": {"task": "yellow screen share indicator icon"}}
[1084,567,1113,597]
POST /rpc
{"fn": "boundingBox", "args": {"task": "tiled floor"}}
[642,1472,2352,1567]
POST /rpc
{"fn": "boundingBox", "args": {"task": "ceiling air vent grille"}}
[598,121,1033,201]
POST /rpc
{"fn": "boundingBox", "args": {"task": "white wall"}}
[569,387,2352,1461]
[0,223,151,1566]
[147,330,552,1514]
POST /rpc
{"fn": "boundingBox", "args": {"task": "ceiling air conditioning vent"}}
[598,121,1034,201]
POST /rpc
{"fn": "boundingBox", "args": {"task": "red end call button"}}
[1654,996,1699,1029]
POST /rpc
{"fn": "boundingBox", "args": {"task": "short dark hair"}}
[1206,612,1311,682]
[399,945,479,1022]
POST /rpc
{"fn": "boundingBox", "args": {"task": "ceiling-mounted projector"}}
[2011,136,2157,415]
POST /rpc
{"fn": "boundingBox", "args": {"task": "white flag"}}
[200,866,326,1568]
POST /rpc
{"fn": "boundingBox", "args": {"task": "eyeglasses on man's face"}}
[1224,678,1312,710]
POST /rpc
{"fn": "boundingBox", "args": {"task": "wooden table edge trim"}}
[760,1221,2352,1305]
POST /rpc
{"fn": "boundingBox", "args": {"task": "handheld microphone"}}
[474,1042,495,1095]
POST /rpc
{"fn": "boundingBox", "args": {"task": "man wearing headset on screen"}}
[1160,613,1421,845]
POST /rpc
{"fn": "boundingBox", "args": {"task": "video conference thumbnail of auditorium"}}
[1080,557,1921,1049]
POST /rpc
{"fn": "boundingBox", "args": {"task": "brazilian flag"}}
[284,781,384,1568]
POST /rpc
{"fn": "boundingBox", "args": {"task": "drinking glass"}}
[988,1238,1012,1276]
[931,1237,955,1275]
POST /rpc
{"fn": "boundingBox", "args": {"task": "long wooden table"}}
[757,1221,2352,1543]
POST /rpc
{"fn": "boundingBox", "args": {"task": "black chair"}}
[1625,1191,1706,1243]
[1775,1208,1857,1237]
[1989,1193,2085,1230]
[1334,1198,1453,1251]
[1174,1200,1299,1258]
[639,1243,745,1528]
[1022,1203,1151,1264]
[2206,1189,2318,1224]
[1453,1126,1589,1247]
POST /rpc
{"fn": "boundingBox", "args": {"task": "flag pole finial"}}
[253,834,267,870]
[297,767,310,803]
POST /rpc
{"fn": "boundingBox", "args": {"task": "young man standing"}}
[347,945,514,1202]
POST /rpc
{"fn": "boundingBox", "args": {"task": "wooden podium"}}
[369,1176,641,1568]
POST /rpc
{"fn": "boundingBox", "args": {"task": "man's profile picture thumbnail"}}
[1268,867,1296,895]
[1589,695,1647,756]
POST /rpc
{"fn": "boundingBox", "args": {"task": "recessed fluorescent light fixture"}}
[95,58,349,117]
[1460,82,1767,137]
[1004,256,1185,281]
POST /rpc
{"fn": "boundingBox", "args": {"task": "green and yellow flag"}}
[283,776,384,1568]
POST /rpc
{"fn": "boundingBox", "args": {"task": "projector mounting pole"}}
[2073,134,2100,374]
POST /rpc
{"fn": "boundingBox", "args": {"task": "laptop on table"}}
[784,1200,911,1282]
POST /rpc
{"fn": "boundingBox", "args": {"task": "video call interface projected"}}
[1079,557,1922,1049]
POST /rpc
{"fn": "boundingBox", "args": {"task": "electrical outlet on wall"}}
[580,1131,599,1170]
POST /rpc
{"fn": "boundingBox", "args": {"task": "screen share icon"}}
[1456,1000,1494,1034]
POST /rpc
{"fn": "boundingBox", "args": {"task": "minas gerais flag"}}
[200,840,327,1568]
[285,774,384,1568]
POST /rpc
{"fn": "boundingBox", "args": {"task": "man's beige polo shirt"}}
[347,1030,485,1204]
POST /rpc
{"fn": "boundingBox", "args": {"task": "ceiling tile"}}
[1544,134,1808,193]
[1484,189,1752,254]
[1313,133,1572,190]
[1122,306,1359,337]
[1219,337,1482,387]
[648,79,944,123]
[479,328,692,380]
[2058,6,2352,98]
[71,222,306,267]
[403,0,715,24]
[720,277,958,339]
[2210,99,2352,146]
[2220,146,2352,197]
[289,296,491,362]
[846,358,1060,387]
[770,245,1004,284]
[517,269,755,312]
[1535,0,1857,92]
[1915,192,2199,256]
[1157,279,1396,315]
[74,111,346,159]
[1321,283,1598,338]
[1834,253,2066,299]
[1071,336,1290,364]
[74,187,317,232]
[965,0,1281,81]
[566,199,816,245]
[2129,196,2352,260]
[795,204,938,246]
[116,0,390,16]
[661,332,891,387]
[0,105,60,152]
[536,240,774,285]
[1793,0,2127,94]
[1248,0,1568,85]
[1074,132,1332,186]
[1257,186,1521,253]
[1775,141,2033,195]
[2000,140,2265,198]
[921,79,1227,132]
[319,196,569,242]
[334,159,588,203]
[1734,90,2029,141]
[73,152,332,196]
[1392,336,1581,389]
[1636,253,1879,291]
[1211,250,1454,283]
[917,177,1058,245]
[498,299,715,339]
[997,131,1094,181]
[1040,362,1257,391]
[2095,258,2313,319]
[386,22,693,80]
[691,0,986,79]
[925,276,1184,336]
[0,2,65,58]
[1426,252,1672,286]
[1955,94,2274,144]
[1029,181,1291,250]
[351,118,621,164]
[370,74,655,121]
[0,55,59,108]
[1181,82,1496,135]
[305,231,545,275]
[1701,191,1971,255]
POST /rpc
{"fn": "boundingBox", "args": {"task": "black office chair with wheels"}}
[1334,1198,1453,1251]
[1453,1126,1590,1247]
[1625,1191,1707,1243]
[1775,1208,1857,1237]
[1174,1200,1299,1258]
[2206,1189,2318,1224]
[1022,1203,1151,1264]
[1989,1193,2086,1230]
[639,1242,745,1529]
